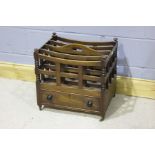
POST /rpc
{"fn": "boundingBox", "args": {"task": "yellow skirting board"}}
[0,61,155,100]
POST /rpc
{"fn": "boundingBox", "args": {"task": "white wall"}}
[0,26,155,80]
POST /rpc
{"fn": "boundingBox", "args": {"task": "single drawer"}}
[40,90,100,113]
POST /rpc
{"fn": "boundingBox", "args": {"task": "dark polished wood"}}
[34,33,118,120]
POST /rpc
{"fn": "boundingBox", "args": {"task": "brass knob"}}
[86,100,93,107]
[47,95,53,101]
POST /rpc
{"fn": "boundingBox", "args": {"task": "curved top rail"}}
[51,33,116,46]
[50,43,103,56]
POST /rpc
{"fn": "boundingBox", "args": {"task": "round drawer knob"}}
[86,100,93,107]
[47,95,53,101]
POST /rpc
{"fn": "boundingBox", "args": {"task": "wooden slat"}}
[48,43,103,56]
[56,36,116,46]
[38,54,102,66]
[85,68,101,76]
[49,40,65,46]
[61,66,102,76]
[83,75,101,82]
[42,64,102,76]
[39,48,104,61]
[42,64,55,70]
[44,44,111,56]
[37,69,56,76]
[49,40,114,50]
[61,72,101,82]
[61,72,78,79]
[37,69,101,82]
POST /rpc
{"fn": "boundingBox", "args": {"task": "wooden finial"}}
[113,38,118,42]
[34,48,39,52]
[52,32,57,40]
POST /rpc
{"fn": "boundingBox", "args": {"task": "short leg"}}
[100,116,104,122]
[39,105,44,111]
[100,113,105,121]
[100,117,104,121]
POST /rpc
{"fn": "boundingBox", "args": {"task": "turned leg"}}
[100,111,106,121]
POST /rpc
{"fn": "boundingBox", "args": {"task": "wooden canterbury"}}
[34,33,118,120]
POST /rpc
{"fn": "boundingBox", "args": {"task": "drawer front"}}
[40,90,100,112]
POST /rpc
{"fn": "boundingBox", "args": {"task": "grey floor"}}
[0,77,155,129]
